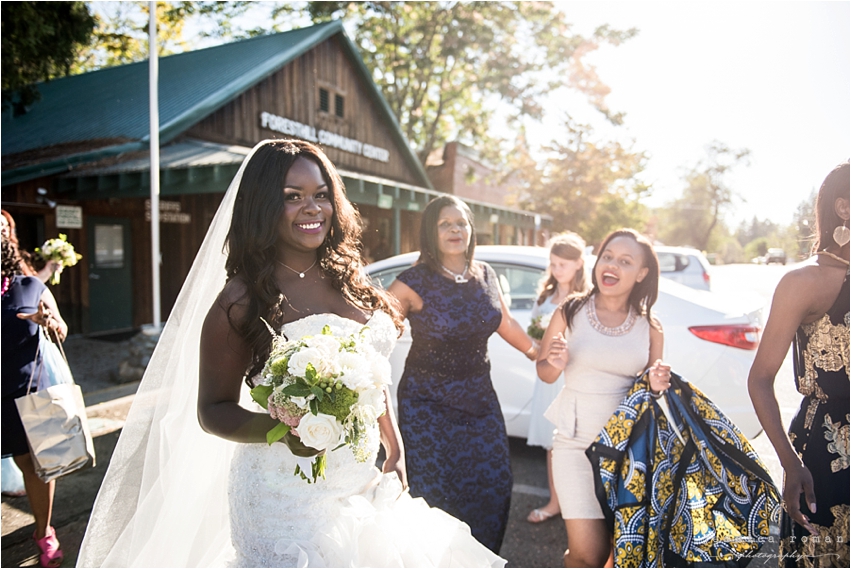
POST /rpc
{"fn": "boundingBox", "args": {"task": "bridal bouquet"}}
[250,323,391,483]
[527,312,553,340]
[35,234,82,285]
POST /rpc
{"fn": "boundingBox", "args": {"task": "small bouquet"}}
[250,322,391,483]
[35,234,82,285]
[527,312,553,340]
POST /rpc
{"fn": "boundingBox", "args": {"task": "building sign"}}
[260,112,390,163]
[145,199,191,224]
[55,205,83,229]
[377,194,393,209]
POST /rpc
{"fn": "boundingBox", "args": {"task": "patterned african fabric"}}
[780,268,849,568]
[395,262,512,554]
[586,372,781,567]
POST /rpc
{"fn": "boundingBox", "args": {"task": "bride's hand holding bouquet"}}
[250,322,392,483]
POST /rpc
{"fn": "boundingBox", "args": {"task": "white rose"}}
[287,347,323,378]
[540,312,553,328]
[297,413,343,451]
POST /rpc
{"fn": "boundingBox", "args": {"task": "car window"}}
[488,263,544,310]
[369,265,410,290]
[657,252,677,272]
[657,252,690,273]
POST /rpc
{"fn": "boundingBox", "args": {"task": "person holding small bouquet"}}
[2,232,68,568]
[34,234,81,285]
[525,232,588,525]
[78,140,505,568]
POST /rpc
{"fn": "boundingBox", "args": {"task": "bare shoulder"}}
[770,261,846,322]
[214,278,251,323]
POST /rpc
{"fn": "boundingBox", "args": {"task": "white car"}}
[654,246,713,291]
[367,245,764,439]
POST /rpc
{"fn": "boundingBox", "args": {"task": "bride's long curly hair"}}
[224,140,402,384]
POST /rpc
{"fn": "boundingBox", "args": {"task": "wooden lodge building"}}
[2,21,550,335]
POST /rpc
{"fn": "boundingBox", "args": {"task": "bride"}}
[77,140,504,568]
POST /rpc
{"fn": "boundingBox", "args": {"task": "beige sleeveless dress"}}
[544,296,651,519]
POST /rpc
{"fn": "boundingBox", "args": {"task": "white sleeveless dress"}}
[544,298,650,519]
[227,312,505,567]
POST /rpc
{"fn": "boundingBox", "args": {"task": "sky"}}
[533,0,850,227]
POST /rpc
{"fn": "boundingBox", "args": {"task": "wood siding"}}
[186,35,422,187]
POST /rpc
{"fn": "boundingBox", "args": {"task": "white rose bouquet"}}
[35,234,82,285]
[249,322,391,483]
[527,312,553,340]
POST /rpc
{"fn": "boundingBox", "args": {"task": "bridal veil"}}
[76,142,265,567]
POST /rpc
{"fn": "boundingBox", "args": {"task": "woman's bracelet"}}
[524,341,539,360]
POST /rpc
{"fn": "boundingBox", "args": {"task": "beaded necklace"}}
[586,295,637,336]
[1,276,11,297]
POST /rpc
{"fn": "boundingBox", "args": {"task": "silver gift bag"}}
[14,328,96,482]
[15,383,96,482]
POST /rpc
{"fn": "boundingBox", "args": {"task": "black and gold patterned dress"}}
[781,268,850,567]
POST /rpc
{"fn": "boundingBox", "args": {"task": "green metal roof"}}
[2,20,432,190]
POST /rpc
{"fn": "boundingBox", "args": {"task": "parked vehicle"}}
[764,248,787,265]
[653,246,713,291]
[367,245,764,440]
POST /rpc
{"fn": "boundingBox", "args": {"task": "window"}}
[319,88,330,113]
[489,263,544,310]
[94,224,124,268]
[368,266,407,290]
[335,94,345,118]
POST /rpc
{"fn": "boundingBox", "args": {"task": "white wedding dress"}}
[227,312,504,568]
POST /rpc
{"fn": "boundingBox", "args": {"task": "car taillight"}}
[703,271,711,285]
[688,325,760,350]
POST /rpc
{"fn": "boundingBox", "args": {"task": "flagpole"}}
[149,1,161,328]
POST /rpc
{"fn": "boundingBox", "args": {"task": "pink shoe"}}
[33,526,63,568]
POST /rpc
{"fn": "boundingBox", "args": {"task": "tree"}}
[73,1,253,72]
[509,116,650,246]
[1,1,95,115]
[657,141,750,251]
[305,1,636,162]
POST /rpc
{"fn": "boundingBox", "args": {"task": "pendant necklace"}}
[278,258,318,278]
[441,262,469,283]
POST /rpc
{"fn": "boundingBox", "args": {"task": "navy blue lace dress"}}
[395,262,512,554]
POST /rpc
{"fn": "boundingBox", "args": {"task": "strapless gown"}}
[227,312,505,568]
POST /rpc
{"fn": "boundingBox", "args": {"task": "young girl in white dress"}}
[525,232,588,524]
[536,229,672,567]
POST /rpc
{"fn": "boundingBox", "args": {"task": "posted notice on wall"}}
[56,205,83,229]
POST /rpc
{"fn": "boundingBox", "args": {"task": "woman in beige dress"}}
[537,229,672,568]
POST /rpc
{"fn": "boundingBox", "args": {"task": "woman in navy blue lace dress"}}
[388,195,539,553]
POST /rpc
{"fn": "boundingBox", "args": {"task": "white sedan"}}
[367,245,764,439]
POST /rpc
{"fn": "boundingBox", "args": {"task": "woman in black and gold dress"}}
[749,161,849,567]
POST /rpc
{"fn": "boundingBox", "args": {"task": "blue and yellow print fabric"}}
[586,372,781,567]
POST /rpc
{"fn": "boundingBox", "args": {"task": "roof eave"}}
[2,141,146,186]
